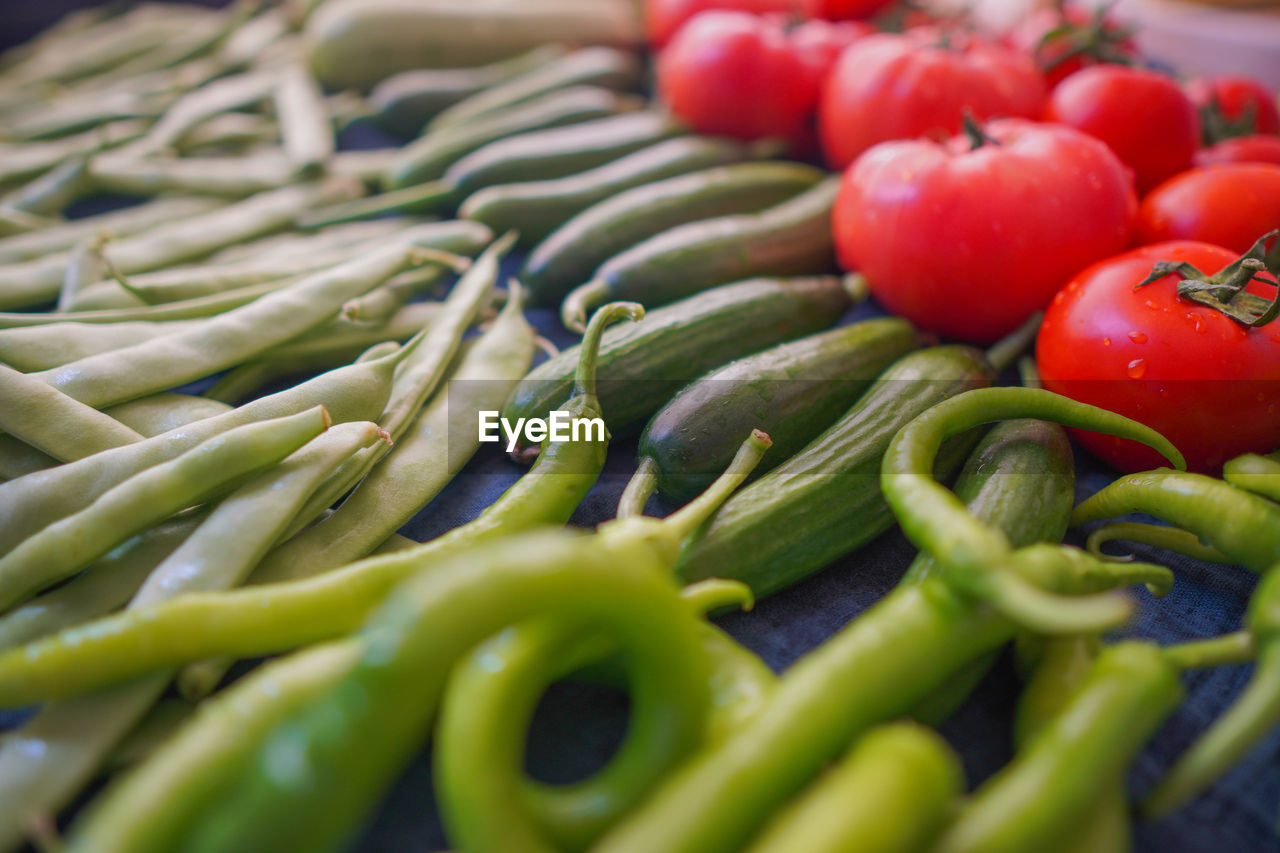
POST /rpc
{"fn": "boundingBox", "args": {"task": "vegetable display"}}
[0,1,1277,852]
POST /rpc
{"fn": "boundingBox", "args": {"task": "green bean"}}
[3,153,93,216]
[0,318,200,370]
[0,119,147,188]
[338,266,448,322]
[55,232,109,311]
[206,215,414,265]
[0,206,55,236]
[0,340,413,555]
[0,406,331,612]
[0,180,357,310]
[275,61,333,173]
[104,697,197,773]
[69,219,488,310]
[68,640,363,853]
[0,7,108,78]
[428,47,641,133]
[0,363,143,461]
[129,68,282,158]
[0,435,57,479]
[219,6,292,70]
[1,277,297,326]
[203,301,445,404]
[32,240,434,408]
[0,195,224,265]
[8,89,175,142]
[250,281,535,581]
[326,148,399,186]
[296,182,456,229]
[744,723,962,853]
[0,514,202,652]
[104,393,233,436]
[174,110,278,154]
[88,151,300,197]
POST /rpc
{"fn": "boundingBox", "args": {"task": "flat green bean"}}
[0,363,143,460]
[32,240,435,407]
[275,61,333,172]
[0,406,331,612]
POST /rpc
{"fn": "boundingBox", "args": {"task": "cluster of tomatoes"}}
[648,0,1280,475]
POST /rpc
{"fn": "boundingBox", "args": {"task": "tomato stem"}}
[1134,230,1279,328]
[961,113,999,151]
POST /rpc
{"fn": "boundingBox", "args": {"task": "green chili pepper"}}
[1223,450,1280,502]
[1071,468,1280,573]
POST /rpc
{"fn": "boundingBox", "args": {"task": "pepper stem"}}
[1086,522,1232,565]
[1163,631,1255,670]
[663,429,772,543]
[561,279,610,335]
[573,301,644,410]
[618,456,659,520]
[984,311,1043,373]
[680,578,754,616]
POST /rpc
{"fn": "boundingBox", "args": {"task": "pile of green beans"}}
[1,4,1279,851]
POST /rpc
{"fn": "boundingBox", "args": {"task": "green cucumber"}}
[442,111,686,200]
[306,0,641,91]
[427,47,642,133]
[521,161,824,307]
[459,135,751,246]
[563,175,840,330]
[675,345,997,598]
[383,86,635,190]
[369,45,569,137]
[639,317,921,503]
[500,275,854,459]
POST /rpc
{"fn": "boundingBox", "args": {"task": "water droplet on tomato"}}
[1127,331,1148,344]
[1186,313,1205,333]
[1126,358,1147,379]
[1145,300,1160,310]
[1102,337,1111,347]
[1158,386,1169,398]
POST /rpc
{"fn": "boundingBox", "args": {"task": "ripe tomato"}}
[1195,135,1280,168]
[832,118,1136,343]
[644,0,792,48]
[656,11,817,141]
[1037,241,1280,473]
[1045,65,1200,194]
[1185,75,1280,142]
[800,0,896,20]
[1136,164,1280,254]
[1003,4,1136,88]
[818,29,1046,170]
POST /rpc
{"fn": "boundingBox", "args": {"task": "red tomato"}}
[657,11,817,141]
[788,17,875,91]
[832,118,1136,343]
[645,0,792,48]
[1037,241,1280,473]
[1136,164,1280,254]
[1045,65,1200,195]
[1004,4,1136,88]
[1195,134,1280,168]
[1185,75,1280,141]
[800,0,895,20]
[819,30,1047,169]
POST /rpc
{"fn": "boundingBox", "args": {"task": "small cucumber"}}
[639,316,921,502]
[521,161,824,307]
[674,345,997,598]
[306,0,641,91]
[500,275,854,459]
[459,136,751,246]
[427,47,642,133]
[442,111,686,200]
[369,45,569,137]
[383,86,634,190]
[563,175,839,330]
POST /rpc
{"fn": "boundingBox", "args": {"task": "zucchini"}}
[563,175,839,330]
[383,86,634,190]
[674,345,997,598]
[427,47,642,133]
[500,275,854,459]
[369,46,569,137]
[460,136,754,246]
[442,111,686,200]
[639,316,921,503]
[522,161,824,307]
[306,0,641,91]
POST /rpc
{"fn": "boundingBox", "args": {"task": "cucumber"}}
[674,345,997,598]
[306,0,641,91]
[369,45,569,137]
[442,112,686,200]
[500,276,854,459]
[521,161,824,307]
[383,86,634,190]
[459,136,754,247]
[639,317,921,502]
[427,47,642,133]
[563,175,840,330]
